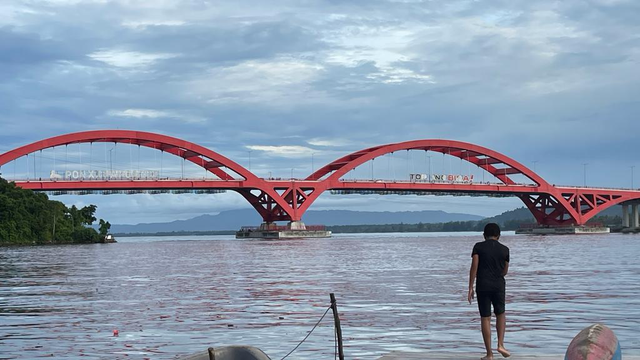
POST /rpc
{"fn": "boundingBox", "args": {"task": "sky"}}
[0,0,639,224]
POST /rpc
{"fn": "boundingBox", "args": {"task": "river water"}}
[1,232,639,359]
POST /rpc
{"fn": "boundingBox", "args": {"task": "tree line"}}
[327,219,528,233]
[0,178,111,245]
[327,216,622,234]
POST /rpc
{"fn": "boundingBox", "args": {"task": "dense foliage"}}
[327,220,521,233]
[327,209,622,234]
[0,178,108,245]
[587,215,622,226]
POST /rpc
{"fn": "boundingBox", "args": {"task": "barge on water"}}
[236,222,331,239]
[516,223,610,235]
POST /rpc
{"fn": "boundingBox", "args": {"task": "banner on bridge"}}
[50,169,160,181]
[410,173,474,183]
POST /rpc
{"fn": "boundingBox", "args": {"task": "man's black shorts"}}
[477,291,505,317]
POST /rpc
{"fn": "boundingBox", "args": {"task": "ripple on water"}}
[1,233,640,359]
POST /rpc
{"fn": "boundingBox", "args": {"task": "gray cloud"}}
[0,27,78,65]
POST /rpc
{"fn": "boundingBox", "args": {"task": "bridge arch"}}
[304,139,585,225]
[0,130,258,180]
[0,130,258,181]
[0,130,303,222]
[307,139,550,188]
[3,132,638,227]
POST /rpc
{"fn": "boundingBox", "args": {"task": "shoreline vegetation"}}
[114,213,622,237]
[0,178,111,246]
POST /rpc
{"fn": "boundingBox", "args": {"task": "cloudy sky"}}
[0,0,638,224]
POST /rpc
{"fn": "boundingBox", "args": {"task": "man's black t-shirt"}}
[472,240,510,292]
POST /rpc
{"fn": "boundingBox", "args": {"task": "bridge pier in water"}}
[621,202,640,233]
[235,221,332,239]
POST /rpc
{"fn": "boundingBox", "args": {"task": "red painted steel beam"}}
[300,139,572,221]
[14,180,246,190]
[0,130,307,221]
[5,130,640,226]
[498,168,521,175]
[307,139,544,186]
[0,130,258,182]
[204,160,223,169]
[478,158,502,165]
[327,181,541,194]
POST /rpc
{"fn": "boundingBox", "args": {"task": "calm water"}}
[1,232,639,359]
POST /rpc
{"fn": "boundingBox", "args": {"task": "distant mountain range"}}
[109,209,485,234]
[481,205,621,224]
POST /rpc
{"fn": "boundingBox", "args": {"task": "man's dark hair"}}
[483,223,501,238]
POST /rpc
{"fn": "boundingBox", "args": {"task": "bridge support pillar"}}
[633,203,639,228]
[622,204,630,227]
[288,221,307,230]
[259,222,278,231]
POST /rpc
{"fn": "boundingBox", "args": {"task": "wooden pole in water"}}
[207,347,215,360]
[330,293,345,360]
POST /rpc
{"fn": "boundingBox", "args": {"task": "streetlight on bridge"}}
[582,163,588,187]
[632,165,636,189]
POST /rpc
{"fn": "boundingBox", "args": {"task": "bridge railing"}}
[337,179,539,186]
[555,184,639,191]
[329,189,516,197]
[13,177,235,182]
[43,189,227,195]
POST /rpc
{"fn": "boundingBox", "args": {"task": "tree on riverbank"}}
[98,219,111,236]
[0,178,109,245]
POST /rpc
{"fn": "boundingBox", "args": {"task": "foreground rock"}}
[565,323,622,360]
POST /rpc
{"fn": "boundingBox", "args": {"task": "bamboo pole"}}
[330,293,344,360]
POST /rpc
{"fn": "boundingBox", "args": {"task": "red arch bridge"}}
[1,130,639,228]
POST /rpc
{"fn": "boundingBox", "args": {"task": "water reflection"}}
[1,233,639,359]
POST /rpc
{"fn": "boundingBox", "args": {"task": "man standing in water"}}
[468,223,511,359]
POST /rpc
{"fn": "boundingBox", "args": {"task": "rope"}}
[280,304,332,360]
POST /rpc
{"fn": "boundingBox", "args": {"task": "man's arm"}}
[468,254,479,304]
[503,247,510,276]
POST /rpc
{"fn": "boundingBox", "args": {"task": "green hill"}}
[482,207,535,229]
[328,205,624,234]
[482,205,623,228]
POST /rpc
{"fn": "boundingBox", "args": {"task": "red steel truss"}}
[0,130,294,223]
[2,131,639,225]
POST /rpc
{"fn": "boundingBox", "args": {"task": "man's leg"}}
[496,313,510,357]
[477,291,493,359]
[493,291,510,358]
[481,316,493,359]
